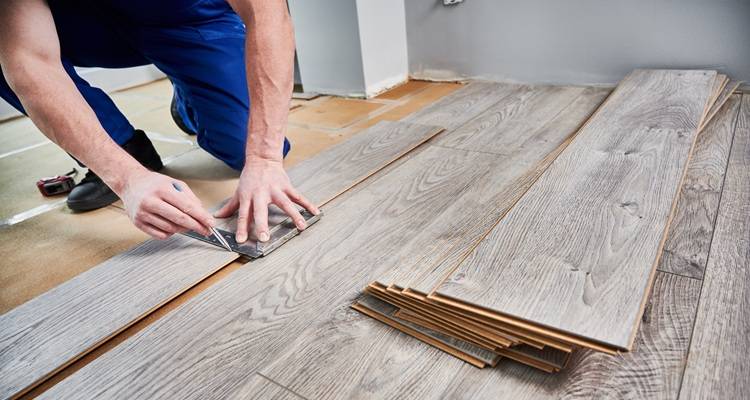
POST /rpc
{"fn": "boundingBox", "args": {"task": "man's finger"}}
[148,199,209,236]
[273,193,306,231]
[215,195,239,219]
[235,197,251,243]
[162,186,215,231]
[252,195,270,242]
[286,188,319,215]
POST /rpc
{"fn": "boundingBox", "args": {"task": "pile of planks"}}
[355,70,742,372]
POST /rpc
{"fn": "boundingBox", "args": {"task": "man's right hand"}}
[120,170,215,240]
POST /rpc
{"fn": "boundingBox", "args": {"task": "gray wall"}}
[405,0,750,85]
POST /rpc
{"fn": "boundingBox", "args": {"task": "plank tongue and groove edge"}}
[0,120,443,400]
[699,79,743,132]
[431,69,717,352]
[679,93,750,400]
[39,83,600,399]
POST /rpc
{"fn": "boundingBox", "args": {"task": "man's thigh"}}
[135,12,250,170]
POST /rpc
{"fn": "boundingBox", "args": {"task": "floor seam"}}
[256,372,309,400]
[674,93,743,399]
[431,143,512,157]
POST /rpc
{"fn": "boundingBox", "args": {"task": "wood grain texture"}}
[434,69,716,351]
[0,120,441,400]
[433,85,585,154]
[0,237,238,400]
[405,87,611,295]
[41,145,502,399]
[659,95,741,278]
[403,81,525,130]
[679,94,750,400]
[286,121,444,207]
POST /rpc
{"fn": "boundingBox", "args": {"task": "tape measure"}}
[36,168,78,197]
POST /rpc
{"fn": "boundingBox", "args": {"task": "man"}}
[0,0,319,244]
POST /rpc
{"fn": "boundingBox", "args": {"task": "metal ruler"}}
[182,210,322,258]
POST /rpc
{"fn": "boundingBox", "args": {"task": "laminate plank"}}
[0,120,442,399]
[403,81,526,130]
[405,87,611,295]
[433,69,716,351]
[0,237,238,400]
[433,85,589,154]
[679,94,750,400]
[659,95,741,278]
[41,144,503,399]
[285,121,444,207]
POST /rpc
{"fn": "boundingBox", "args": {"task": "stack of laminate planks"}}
[356,69,740,372]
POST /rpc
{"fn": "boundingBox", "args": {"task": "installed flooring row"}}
[4,81,748,400]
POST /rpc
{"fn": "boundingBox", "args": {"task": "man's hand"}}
[215,157,319,243]
[120,170,216,240]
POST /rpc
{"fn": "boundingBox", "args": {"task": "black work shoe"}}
[66,170,120,212]
[170,89,197,136]
[66,130,164,212]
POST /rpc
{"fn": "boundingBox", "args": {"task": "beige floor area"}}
[0,78,461,315]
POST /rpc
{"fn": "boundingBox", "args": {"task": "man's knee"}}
[196,134,291,172]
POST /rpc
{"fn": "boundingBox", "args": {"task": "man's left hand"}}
[215,156,319,243]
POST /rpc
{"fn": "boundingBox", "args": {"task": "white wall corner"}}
[356,0,409,98]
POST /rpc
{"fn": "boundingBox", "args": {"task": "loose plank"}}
[699,79,742,132]
[406,87,611,295]
[679,94,750,399]
[659,95,741,278]
[433,69,716,351]
[0,120,442,400]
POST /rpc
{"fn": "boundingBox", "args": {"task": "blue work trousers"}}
[0,0,289,170]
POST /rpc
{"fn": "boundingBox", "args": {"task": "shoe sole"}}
[66,192,120,212]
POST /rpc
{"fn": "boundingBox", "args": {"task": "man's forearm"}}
[7,60,146,193]
[231,0,295,162]
[0,0,145,194]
